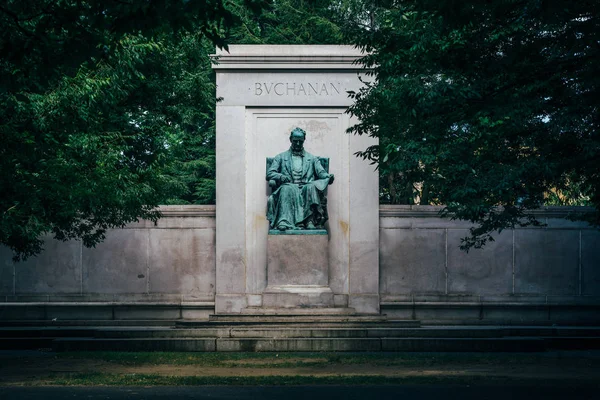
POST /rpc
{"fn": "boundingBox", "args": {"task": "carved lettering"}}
[286,82,296,95]
[253,82,343,96]
[297,83,306,95]
[330,82,340,94]
[274,82,284,96]
[319,83,329,95]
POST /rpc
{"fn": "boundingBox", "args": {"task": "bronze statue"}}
[266,128,334,231]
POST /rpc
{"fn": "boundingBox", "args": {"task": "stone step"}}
[49,336,558,352]
[52,337,216,352]
[203,313,395,325]
[3,326,600,341]
[92,327,504,339]
[239,307,356,315]
[543,336,600,350]
[4,325,600,352]
[178,320,418,328]
[79,326,600,339]
[0,337,55,350]
[218,337,551,352]
[0,320,177,327]
[0,327,97,338]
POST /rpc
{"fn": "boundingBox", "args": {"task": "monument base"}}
[262,285,334,308]
[264,230,335,308]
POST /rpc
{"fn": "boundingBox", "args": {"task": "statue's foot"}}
[306,221,316,230]
[277,224,288,231]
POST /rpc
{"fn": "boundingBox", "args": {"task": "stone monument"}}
[263,127,335,308]
[266,127,334,231]
[213,45,379,314]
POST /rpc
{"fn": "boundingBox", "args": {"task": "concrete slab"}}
[0,246,14,295]
[15,238,81,294]
[582,230,600,296]
[379,229,446,295]
[148,229,215,297]
[514,230,579,295]
[447,229,513,295]
[267,234,328,287]
[82,229,148,294]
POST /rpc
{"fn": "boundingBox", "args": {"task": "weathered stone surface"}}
[53,338,216,352]
[0,305,46,320]
[213,45,366,108]
[46,305,113,321]
[348,125,379,312]
[148,229,215,297]
[244,109,350,298]
[262,288,334,308]
[0,246,14,295]
[482,305,549,323]
[82,229,148,294]
[514,230,579,295]
[333,294,348,307]
[215,72,368,107]
[267,233,328,287]
[414,304,481,321]
[214,46,379,314]
[215,294,247,314]
[181,309,212,321]
[349,294,379,314]
[379,228,446,295]
[447,229,513,295]
[216,337,380,352]
[113,306,181,320]
[582,230,600,296]
[246,294,262,307]
[15,238,81,294]
[215,105,246,303]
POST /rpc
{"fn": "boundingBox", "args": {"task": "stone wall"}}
[380,205,600,324]
[0,206,216,320]
[1,204,599,324]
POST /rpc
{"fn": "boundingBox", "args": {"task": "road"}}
[1,385,598,400]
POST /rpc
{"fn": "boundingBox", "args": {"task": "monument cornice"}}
[379,204,596,219]
[211,45,366,70]
[156,205,216,217]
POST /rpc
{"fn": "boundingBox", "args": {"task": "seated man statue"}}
[267,127,335,231]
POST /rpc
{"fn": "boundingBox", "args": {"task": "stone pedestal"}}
[214,46,380,315]
[263,231,333,308]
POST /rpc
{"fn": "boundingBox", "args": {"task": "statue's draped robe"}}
[266,149,331,230]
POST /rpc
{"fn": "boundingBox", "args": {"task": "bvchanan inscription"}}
[255,82,342,96]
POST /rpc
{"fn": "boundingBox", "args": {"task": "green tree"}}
[226,0,344,45]
[164,0,348,206]
[346,0,599,248]
[0,0,264,260]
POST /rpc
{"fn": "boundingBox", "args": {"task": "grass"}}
[41,373,587,387]
[4,351,598,387]
[53,351,587,368]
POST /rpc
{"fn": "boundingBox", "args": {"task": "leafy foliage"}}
[0,0,263,260]
[230,0,344,44]
[346,0,600,248]
[166,0,348,206]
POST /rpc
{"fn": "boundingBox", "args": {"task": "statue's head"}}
[289,127,306,152]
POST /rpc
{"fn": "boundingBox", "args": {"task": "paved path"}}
[1,385,598,400]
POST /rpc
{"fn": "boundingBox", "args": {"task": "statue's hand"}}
[280,175,291,184]
[328,174,335,184]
